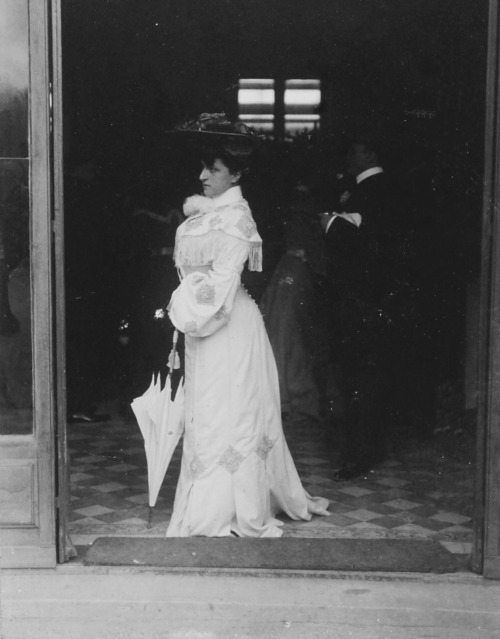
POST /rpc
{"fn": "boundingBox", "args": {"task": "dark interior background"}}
[61,0,488,429]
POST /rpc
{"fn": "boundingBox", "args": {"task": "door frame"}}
[48,0,73,564]
[51,0,500,577]
[475,0,500,579]
[0,0,57,568]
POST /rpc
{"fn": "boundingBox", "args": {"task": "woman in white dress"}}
[166,118,329,537]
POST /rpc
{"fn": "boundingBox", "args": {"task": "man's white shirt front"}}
[324,166,384,233]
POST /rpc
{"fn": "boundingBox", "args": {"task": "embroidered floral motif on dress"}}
[187,216,204,229]
[256,435,275,460]
[217,446,245,473]
[190,456,206,479]
[184,320,198,333]
[208,215,223,229]
[196,282,216,306]
[279,276,294,286]
[214,305,228,321]
[233,203,249,213]
[192,273,205,285]
[235,214,257,239]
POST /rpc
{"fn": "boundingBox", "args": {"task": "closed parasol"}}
[131,329,184,527]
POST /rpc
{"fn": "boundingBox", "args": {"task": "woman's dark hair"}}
[200,138,254,180]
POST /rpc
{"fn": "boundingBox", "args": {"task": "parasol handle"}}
[167,329,180,378]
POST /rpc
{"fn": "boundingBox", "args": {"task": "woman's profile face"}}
[199,158,239,199]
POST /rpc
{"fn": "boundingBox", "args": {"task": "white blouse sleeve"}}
[167,232,250,337]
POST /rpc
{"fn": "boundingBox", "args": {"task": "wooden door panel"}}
[0,461,36,526]
[0,0,57,569]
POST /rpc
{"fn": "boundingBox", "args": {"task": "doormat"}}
[83,537,463,573]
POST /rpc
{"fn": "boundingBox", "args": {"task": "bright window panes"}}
[238,79,275,133]
[284,79,321,136]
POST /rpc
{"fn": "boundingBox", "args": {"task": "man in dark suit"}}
[321,140,405,481]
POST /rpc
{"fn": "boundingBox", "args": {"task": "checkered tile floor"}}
[68,406,474,560]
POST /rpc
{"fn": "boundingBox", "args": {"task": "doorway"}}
[59,0,485,571]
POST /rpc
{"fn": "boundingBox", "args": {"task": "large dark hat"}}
[174,112,256,137]
[169,113,260,154]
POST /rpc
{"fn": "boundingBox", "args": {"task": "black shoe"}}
[333,464,367,482]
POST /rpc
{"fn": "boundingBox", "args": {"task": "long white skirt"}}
[166,286,329,537]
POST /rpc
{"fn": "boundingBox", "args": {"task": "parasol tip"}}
[147,505,154,529]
